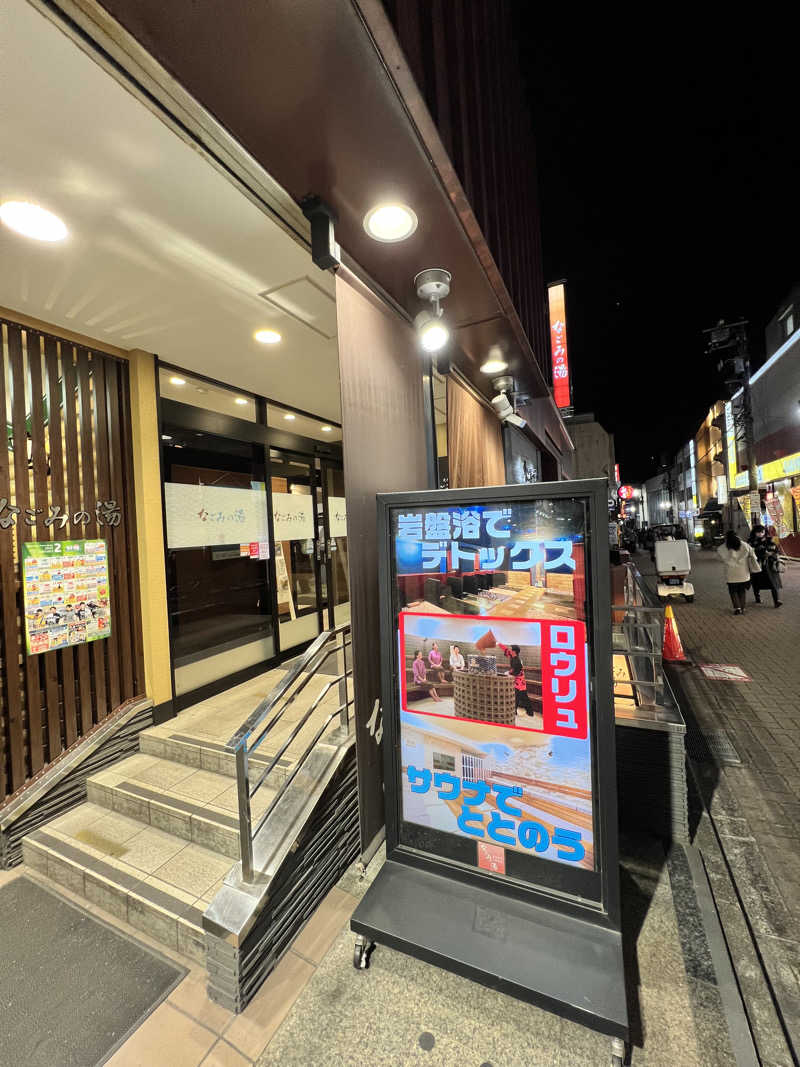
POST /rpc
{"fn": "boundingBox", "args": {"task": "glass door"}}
[269,449,323,650]
[322,462,349,627]
[162,432,274,699]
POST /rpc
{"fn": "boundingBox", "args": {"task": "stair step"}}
[86,755,278,860]
[22,803,234,963]
[139,729,294,787]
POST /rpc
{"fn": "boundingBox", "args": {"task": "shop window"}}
[778,306,795,339]
[266,402,341,442]
[159,366,257,422]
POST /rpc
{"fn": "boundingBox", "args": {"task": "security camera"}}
[491,391,515,420]
[492,387,526,429]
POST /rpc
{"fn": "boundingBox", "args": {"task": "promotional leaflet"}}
[23,539,111,655]
[391,496,594,875]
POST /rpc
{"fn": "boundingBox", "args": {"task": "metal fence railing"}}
[225,623,353,882]
[612,563,665,708]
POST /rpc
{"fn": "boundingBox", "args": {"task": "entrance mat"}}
[0,876,186,1067]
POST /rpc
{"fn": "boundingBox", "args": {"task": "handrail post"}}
[338,636,350,731]
[235,745,255,882]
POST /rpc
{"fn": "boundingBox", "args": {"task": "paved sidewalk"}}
[642,548,800,1066]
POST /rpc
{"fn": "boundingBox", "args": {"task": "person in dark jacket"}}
[498,642,534,716]
[748,524,783,607]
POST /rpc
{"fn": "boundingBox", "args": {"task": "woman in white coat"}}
[716,530,759,615]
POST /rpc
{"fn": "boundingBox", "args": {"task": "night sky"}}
[515,14,799,483]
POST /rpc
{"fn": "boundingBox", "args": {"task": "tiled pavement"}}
[0,859,359,1066]
[642,548,800,1066]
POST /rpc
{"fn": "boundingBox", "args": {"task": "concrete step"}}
[86,753,278,861]
[22,802,234,964]
[138,728,294,788]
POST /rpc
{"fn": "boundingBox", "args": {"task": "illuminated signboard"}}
[548,282,571,410]
[617,485,634,500]
[352,481,627,1043]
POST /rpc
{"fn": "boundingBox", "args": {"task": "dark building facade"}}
[384,0,549,379]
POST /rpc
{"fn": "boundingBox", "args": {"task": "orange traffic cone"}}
[662,604,688,663]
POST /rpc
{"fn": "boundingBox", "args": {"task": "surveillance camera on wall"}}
[491,390,526,429]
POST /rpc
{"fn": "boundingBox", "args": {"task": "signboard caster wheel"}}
[610,1036,626,1066]
[353,935,373,970]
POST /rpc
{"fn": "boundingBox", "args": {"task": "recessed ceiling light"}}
[169,376,186,386]
[320,425,332,433]
[284,412,296,421]
[0,200,68,242]
[161,434,172,441]
[235,397,248,406]
[480,357,508,374]
[363,203,418,243]
[255,329,281,344]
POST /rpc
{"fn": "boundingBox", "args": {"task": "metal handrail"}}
[226,622,352,882]
[612,565,666,707]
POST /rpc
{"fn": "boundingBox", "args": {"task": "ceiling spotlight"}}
[415,310,449,353]
[161,434,172,441]
[480,346,508,374]
[255,329,281,344]
[414,268,451,354]
[284,412,296,421]
[235,397,248,406]
[363,203,418,243]
[320,425,333,433]
[0,200,68,242]
[169,376,186,386]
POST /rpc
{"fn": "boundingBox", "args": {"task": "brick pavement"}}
[642,547,800,1066]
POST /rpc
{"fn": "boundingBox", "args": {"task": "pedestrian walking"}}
[748,524,783,607]
[716,530,759,615]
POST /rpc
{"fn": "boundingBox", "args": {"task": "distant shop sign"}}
[548,282,572,411]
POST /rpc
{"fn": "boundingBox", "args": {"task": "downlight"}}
[0,201,67,242]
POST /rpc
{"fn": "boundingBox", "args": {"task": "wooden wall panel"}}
[0,318,144,802]
[335,270,431,851]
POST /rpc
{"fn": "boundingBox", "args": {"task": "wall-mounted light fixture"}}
[414,268,451,353]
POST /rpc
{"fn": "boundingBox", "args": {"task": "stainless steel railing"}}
[226,622,353,882]
[611,562,666,707]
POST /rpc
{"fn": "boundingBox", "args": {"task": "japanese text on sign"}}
[406,768,585,863]
[396,509,575,573]
[541,620,589,739]
[0,499,121,530]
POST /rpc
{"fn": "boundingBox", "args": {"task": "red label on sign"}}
[541,619,589,739]
[249,542,259,559]
[477,841,506,874]
[548,283,571,409]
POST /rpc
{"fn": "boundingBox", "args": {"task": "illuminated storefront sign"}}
[617,485,634,500]
[548,282,571,410]
[725,399,800,490]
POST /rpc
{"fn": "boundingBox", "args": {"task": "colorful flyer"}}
[391,497,593,872]
[22,540,111,656]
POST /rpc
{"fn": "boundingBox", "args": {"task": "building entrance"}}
[269,450,349,650]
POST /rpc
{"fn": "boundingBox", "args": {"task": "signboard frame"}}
[351,478,627,1041]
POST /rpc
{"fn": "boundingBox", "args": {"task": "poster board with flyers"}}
[23,539,111,655]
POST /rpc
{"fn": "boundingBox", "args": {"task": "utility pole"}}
[704,320,759,504]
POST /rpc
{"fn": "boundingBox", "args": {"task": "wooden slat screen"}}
[0,318,144,802]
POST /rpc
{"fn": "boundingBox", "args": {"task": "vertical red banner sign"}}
[548,282,571,410]
[541,619,589,739]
